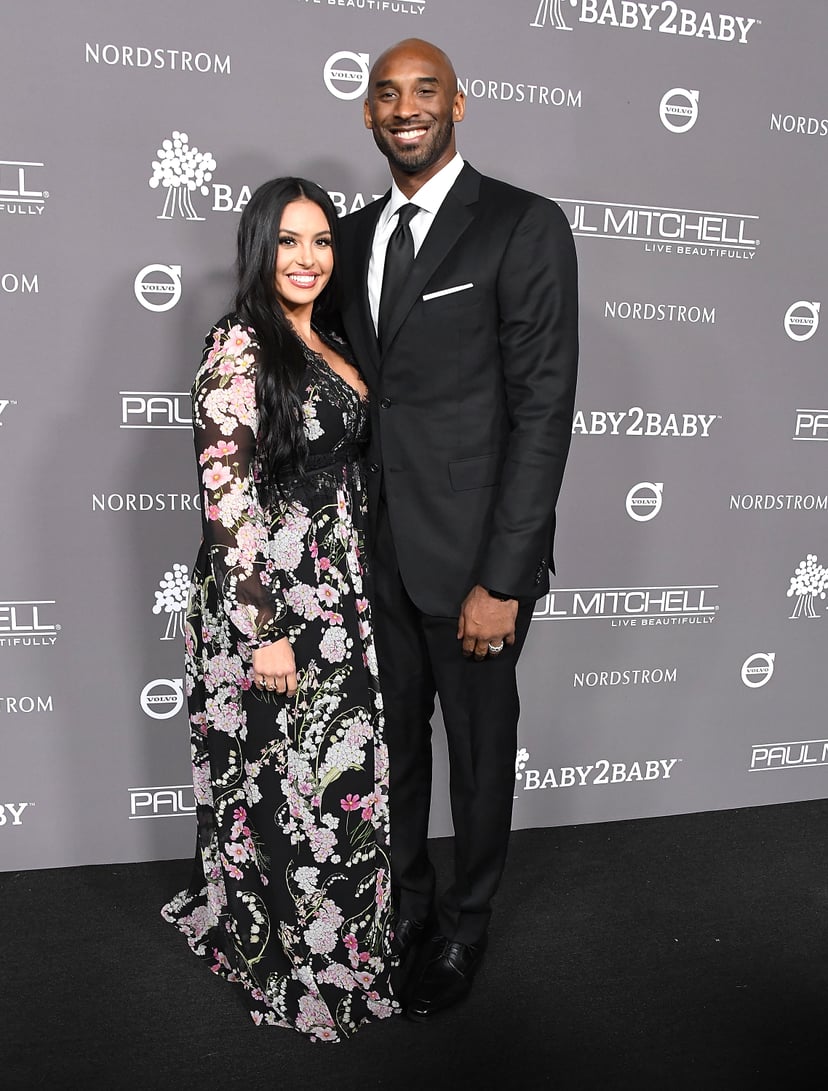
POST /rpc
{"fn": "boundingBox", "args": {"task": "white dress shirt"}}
[367,152,465,333]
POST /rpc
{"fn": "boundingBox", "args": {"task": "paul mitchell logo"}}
[0,802,32,826]
[120,392,191,430]
[741,652,774,689]
[659,87,699,133]
[794,411,828,442]
[85,43,231,74]
[515,746,680,792]
[153,564,190,640]
[533,585,719,626]
[0,161,48,216]
[323,50,370,100]
[573,408,719,438]
[140,678,184,720]
[626,481,663,521]
[134,264,182,312]
[0,601,60,647]
[787,554,827,620]
[750,739,828,772]
[149,132,217,220]
[1,273,39,294]
[530,1,759,44]
[784,301,820,342]
[559,197,759,260]
[129,784,195,819]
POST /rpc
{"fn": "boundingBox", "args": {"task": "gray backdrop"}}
[2,0,826,870]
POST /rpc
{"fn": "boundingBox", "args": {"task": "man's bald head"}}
[369,39,459,94]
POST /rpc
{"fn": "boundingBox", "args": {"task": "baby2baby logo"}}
[515,747,680,793]
[529,1,760,44]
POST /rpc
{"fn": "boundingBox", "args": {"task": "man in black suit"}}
[338,38,578,1020]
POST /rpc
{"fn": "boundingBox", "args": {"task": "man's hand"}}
[457,585,518,660]
[252,637,298,696]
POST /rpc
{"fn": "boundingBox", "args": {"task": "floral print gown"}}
[162,316,398,1041]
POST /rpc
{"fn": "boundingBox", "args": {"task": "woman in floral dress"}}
[162,178,398,1041]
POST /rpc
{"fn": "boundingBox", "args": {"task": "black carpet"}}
[4,801,828,1090]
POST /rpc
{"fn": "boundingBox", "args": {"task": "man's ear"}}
[363,99,374,130]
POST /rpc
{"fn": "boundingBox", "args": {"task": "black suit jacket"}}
[339,163,578,617]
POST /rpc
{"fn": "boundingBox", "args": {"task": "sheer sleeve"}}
[192,318,293,652]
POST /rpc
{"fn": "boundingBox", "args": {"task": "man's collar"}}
[385,152,465,218]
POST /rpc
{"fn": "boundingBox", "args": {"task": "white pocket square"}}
[422,282,474,302]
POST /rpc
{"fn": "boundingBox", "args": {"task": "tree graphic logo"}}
[153,563,190,639]
[148,131,216,221]
[530,0,578,30]
[515,748,530,780]
[787,553,828,619]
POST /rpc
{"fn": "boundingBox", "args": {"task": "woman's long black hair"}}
[234,176,340,506]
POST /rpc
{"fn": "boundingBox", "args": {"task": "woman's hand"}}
[252,638,298,697]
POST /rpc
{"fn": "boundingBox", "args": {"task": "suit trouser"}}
[371,496,534,945]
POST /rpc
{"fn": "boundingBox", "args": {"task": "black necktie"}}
[378,203,418,348]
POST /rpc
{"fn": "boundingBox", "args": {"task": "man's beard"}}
[372,117,454,174]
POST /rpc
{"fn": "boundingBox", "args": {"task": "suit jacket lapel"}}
[381,164,482,355]
[346,194,387,383]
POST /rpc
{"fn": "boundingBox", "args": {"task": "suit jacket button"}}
[380,397,392,409]
[369,462,380,473]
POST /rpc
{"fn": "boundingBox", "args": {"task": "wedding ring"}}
[488,641,505,656]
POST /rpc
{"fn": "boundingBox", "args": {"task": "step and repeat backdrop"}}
[2,0,825,870]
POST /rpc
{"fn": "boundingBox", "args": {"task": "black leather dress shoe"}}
[392,916,431,961]
[405,935,487,1021]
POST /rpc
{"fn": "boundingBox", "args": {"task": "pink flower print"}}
[356,598,368,614]
[223,324,252,357]
[224,840,249,864]
[212,948,231,971]
[207,503,220,521]
[233,807,247,822]
[309,540,318,558]
[317,584,340,606]
[355,971,374,988]
[240,675,252,691]
[361,807,373,822]
[358,951,370,963]
[337,496,348,518]
[250,1011,264,1026]
[318,557,331,571]
[315,1028,337,1042]
[341,794,361,812]
[217,358,237,376]
[214,439,238,457]
[343,933,358,951]
[311,795,321,808]
[202,462,232,490]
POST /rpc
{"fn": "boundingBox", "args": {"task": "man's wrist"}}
[484,587,515,602]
